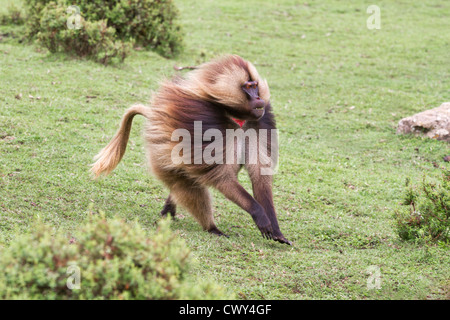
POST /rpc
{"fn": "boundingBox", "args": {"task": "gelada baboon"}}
[91,55,291,245]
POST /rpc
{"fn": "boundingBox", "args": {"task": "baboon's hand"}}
[256,219,274,240]
[273,235,292,246]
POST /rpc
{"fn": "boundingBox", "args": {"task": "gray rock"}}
[397,102,450,142]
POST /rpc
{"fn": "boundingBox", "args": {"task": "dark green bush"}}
[0,215,230,299]
[36,1,132,65]
[23,0,183,63]
[74,0,184,57]
[395,171,450,244]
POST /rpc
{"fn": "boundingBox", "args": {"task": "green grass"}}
[1,0,449,299]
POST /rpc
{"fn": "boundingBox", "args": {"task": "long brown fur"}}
[91,55,291,245]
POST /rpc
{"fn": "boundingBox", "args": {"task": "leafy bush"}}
[0,3,26,25]
[74,0,184,57]
[0,215,230,299]
[395,171,450,244]
[22,0,183,63]
[36,1,132,65]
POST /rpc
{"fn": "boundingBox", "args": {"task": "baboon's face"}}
[241,80,266,120]
[187,55,271,120]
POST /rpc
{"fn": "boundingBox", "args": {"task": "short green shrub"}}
[73,0,184,57]
[22,0,183,63]
[0,3,26,25]
[395,171,450,244]
[0,215,230,299]
[36,1,132,65]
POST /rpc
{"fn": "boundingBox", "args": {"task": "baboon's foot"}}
[160,197,176,219]
[208,226,229,238]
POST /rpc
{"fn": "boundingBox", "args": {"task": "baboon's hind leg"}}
[169,181,228,237]
[160,195,177,219]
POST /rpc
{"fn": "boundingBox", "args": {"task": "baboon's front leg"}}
[247,167,291,245]
[214,178,274,240]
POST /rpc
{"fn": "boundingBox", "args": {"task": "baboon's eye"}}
[244,81,258,89]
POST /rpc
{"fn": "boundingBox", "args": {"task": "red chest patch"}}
[232,118,246,128]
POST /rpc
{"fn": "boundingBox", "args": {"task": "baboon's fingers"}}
[256,220,273,240]
[273,235,292,246]
[259,226,274,240]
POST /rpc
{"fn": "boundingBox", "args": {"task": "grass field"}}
[0,0,449,299]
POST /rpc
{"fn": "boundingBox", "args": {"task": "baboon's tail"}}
[91,104,149,178]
